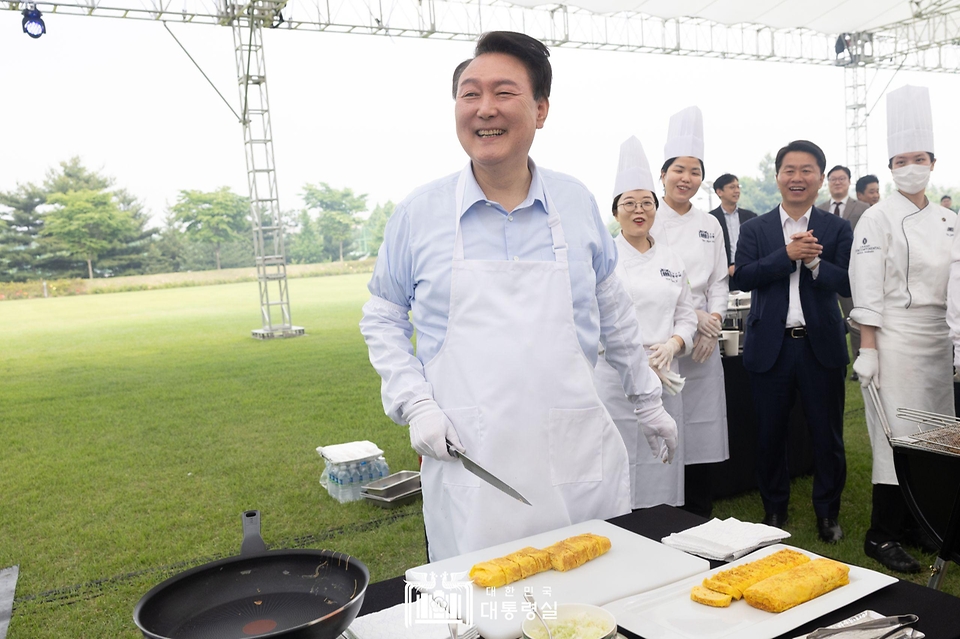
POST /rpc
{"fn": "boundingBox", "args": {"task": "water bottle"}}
[347,462,360,502]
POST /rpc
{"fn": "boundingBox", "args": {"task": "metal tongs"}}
[866,382,894,441]
[806,614,918,639]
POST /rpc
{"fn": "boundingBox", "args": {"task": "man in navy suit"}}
[731,140,852,543]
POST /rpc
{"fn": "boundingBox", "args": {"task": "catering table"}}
[358,505,960,639]
[714,355,815,498]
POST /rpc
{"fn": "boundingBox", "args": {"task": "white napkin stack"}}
[661,517,790,561]
[344,602,479,639]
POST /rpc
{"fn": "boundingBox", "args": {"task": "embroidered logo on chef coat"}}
[856,236,880,255]
[660,268,683,284]
[948,226,955,237]
[698,230,716,242]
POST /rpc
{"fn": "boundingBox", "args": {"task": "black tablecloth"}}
[713,355,814,499]
[358,506,960,639]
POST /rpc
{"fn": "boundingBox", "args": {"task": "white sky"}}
[1,11,959,226]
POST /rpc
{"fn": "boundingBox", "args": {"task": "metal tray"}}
[361,470,421,498]
[361,486,422,509]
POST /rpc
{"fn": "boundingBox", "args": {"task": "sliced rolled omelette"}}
[743,558,850,613]
[469,533,611,586]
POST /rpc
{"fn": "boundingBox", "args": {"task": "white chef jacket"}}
[851,193,957,328]
[361,160,662,424]
[613,233,697,351]
[651,202,728,315]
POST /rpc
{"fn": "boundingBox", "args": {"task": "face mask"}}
[891,163,931,195]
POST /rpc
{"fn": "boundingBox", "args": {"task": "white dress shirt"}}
[361,160,661,423]
[830,199,847,217]
[721,205,741,262]
[779,205,822,328]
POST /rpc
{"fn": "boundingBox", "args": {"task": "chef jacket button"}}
[508,215,514,221]
[513,256,520,261]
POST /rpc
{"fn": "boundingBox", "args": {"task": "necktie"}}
[833,202,842,216]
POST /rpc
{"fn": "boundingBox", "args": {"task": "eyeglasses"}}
[828,176,849,184]
[618,200,656,213]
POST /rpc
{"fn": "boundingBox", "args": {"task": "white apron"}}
[653,204,729,464]
[595,352,684,508]
[420,167,631,561]
[853,198,957,485]
[865,308,954,484]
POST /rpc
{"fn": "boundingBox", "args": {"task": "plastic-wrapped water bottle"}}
[376,456,389,479]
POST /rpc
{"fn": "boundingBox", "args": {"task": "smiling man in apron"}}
[360,31,678,562]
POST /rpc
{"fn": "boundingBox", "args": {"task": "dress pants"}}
[750,335,846,518]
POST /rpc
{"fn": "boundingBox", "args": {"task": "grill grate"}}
[893,408,960,458]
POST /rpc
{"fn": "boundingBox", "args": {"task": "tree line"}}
[0,158,395,282]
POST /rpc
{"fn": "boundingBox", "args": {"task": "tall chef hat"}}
[613,136,656,198]
[887,85,934,158]
[663,106,704,162]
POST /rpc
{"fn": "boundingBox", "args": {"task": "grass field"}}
[2,274,957,638]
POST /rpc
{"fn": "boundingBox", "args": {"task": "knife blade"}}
[447,441,532,506]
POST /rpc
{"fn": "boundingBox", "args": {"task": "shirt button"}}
[485,202,492,207]
[513,256,520,261]
[508,215,514,221]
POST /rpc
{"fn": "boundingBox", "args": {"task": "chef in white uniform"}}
[360,32,677,562]
[651,106,730,518]
[851,85,957,574]
[595,136,698,508]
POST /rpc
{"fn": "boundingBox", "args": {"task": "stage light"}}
[22,4,45,39]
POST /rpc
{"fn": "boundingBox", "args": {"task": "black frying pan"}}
[134,511,369,639]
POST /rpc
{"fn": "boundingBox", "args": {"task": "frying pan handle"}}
[240,510,267,555]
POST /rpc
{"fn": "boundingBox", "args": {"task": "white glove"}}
[648,338,681,371]
[653,367,686,396]
[691,331,717,364]
[405,399,464,462]
[695,309,723,339]
[634,402,678,463]
[853,348,879,389]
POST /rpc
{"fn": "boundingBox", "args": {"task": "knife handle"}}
[445,439,462,459]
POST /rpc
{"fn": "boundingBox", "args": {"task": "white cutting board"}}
[404,520,709,639]
[602,544,898,639]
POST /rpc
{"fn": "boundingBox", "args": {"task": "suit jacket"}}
[730,205,853,374]
[709,205,758,265]
[816,196,869,231]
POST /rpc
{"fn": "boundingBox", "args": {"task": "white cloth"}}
[420,166,631,561]
[652,202,729,464]
[887,85,934,158]
[613,135,656,196]
[344,602,478,639]
[360,160,660,424]
[594,234,697,508]
[850,193,957,484]
[663,105,705,161]
[949,224,960,368]
[721,206,741,262]
[661,517,790,561]
[780,206,812,328]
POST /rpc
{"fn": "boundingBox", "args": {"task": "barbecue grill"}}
[867,384,960,589]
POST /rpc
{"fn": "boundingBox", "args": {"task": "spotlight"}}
[22,4,45,39]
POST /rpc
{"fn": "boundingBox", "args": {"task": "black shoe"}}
[864,539,921,574]
[817,518,844,543]
[762,512,788,528]
[904,526,940,554]
[850,371,859,382]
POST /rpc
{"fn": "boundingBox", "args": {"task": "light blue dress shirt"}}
[361,161,660,423]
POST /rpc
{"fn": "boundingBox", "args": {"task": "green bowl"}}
[520,602,617,639]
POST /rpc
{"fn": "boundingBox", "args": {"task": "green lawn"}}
[1,274,956,638]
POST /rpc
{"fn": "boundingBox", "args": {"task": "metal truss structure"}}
[5,0,960,330]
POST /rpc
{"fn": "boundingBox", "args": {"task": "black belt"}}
[785,326,807,338]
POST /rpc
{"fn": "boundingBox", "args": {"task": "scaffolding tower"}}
[225,0,303,339]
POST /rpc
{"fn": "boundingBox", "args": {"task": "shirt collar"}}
[779,204,811,227]
[720,205,738,216]
[459,158,547,218]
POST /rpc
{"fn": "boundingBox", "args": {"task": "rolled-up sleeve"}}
[597,272,663,409]
[359,207,434,424]
[849,215,886,328]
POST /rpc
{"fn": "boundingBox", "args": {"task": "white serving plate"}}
[602,543,898,639]
[405,520,709,639]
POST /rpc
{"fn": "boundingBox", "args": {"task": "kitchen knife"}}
[446,440,532,506]
[806,614,919,639]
